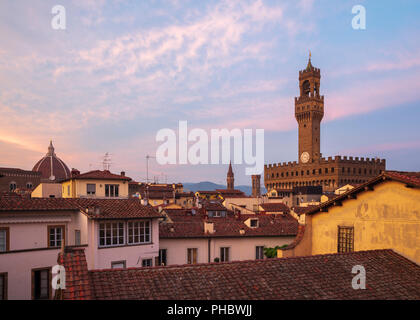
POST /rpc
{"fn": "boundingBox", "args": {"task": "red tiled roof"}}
[63,170,131,182]
[196,190,220,194]
[0,198,79,211]
[0,167,41,176]
[0,197,162,219]
[60,248,420,300]
[0,191,23,200]
[305,171,420,216]
[141,191,174,200]
[260,203,290,213]
[160,209,298,238]
[201,201,227,211]
[72,199,162,219]
[57,248,91,300]
[291,206,316,215]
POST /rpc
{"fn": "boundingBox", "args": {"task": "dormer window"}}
[250,219,259,228]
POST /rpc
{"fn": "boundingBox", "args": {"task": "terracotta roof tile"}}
[60,249,420,300]
[57,248,92,300]
[260,203,290,213]
[160,209,298,238]
[64,170,131,182]
[0,197,162,219]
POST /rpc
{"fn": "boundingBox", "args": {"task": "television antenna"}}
[146,155,156,183]
[103,152,113,171]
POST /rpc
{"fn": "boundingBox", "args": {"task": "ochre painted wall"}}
[309,181,420,264]
[61,179,129,198]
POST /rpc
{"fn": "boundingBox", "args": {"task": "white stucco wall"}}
[160,236,295,265]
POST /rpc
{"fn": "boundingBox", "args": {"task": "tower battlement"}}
[264,156,385,169]
[299,67,321,77]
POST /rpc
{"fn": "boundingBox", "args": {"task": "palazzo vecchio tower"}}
[264,54,386,193]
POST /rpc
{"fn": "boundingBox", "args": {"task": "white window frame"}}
[127,220,151,245]
[105,184,119,197]
[0,229,8,252]
[86,184,96,195]
[220,247,230,262]
[48,226,64,248]
[250,219,259,228]
[111,260,126,269]
[99,221,125,247]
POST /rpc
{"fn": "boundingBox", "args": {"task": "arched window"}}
[9,182,17,191]
[302,80,310,96]
[26,182,33,189]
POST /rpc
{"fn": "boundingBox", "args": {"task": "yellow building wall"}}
[61,179,129,198]
[310,181,420,264]
[31,184,43,198]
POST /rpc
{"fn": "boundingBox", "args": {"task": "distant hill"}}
[182,181,266,196]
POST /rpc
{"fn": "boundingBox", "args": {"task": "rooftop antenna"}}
[103,152,112,171]
[146,155,156,183]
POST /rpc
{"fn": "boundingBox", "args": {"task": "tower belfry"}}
[295,53,324,164]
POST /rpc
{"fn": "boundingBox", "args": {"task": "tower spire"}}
[227,161,234,190]
[306,50,313,71]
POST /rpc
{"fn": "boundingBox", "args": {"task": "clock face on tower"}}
[300,152,310,163]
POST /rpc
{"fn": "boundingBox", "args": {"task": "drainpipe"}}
[208,238,211,263]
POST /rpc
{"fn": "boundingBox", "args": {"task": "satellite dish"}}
[49,175,55,181]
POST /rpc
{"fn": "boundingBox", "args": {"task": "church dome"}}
[32,141,71,182]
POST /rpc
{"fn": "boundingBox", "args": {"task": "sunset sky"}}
[0,0,419,185]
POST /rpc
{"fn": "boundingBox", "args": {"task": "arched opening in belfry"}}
[302,80,310,96]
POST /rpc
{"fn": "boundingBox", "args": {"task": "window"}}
[48,225,64,248]
[32,268,51,300]
[0,273,7,300]
[26,182,33,189]
[250,219,258,228]
[75,230,81,246]
[86,184,96,195]
[99,222,124,247]
[220,247,230,262]
[256,246,264,260]
[0,228,9,252]
[9,182,16,192]
[158,249,167,266]
[105,184,119,197]
[127,220,151,244]
[111,261,126,269]
[142,259,152,267]
[187,248,198,264]
[338,226,354,253]
[67,185,70,196]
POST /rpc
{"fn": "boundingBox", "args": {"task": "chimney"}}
[120,171,125,176]
[71,168,80,177]
[204,221,214,234]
